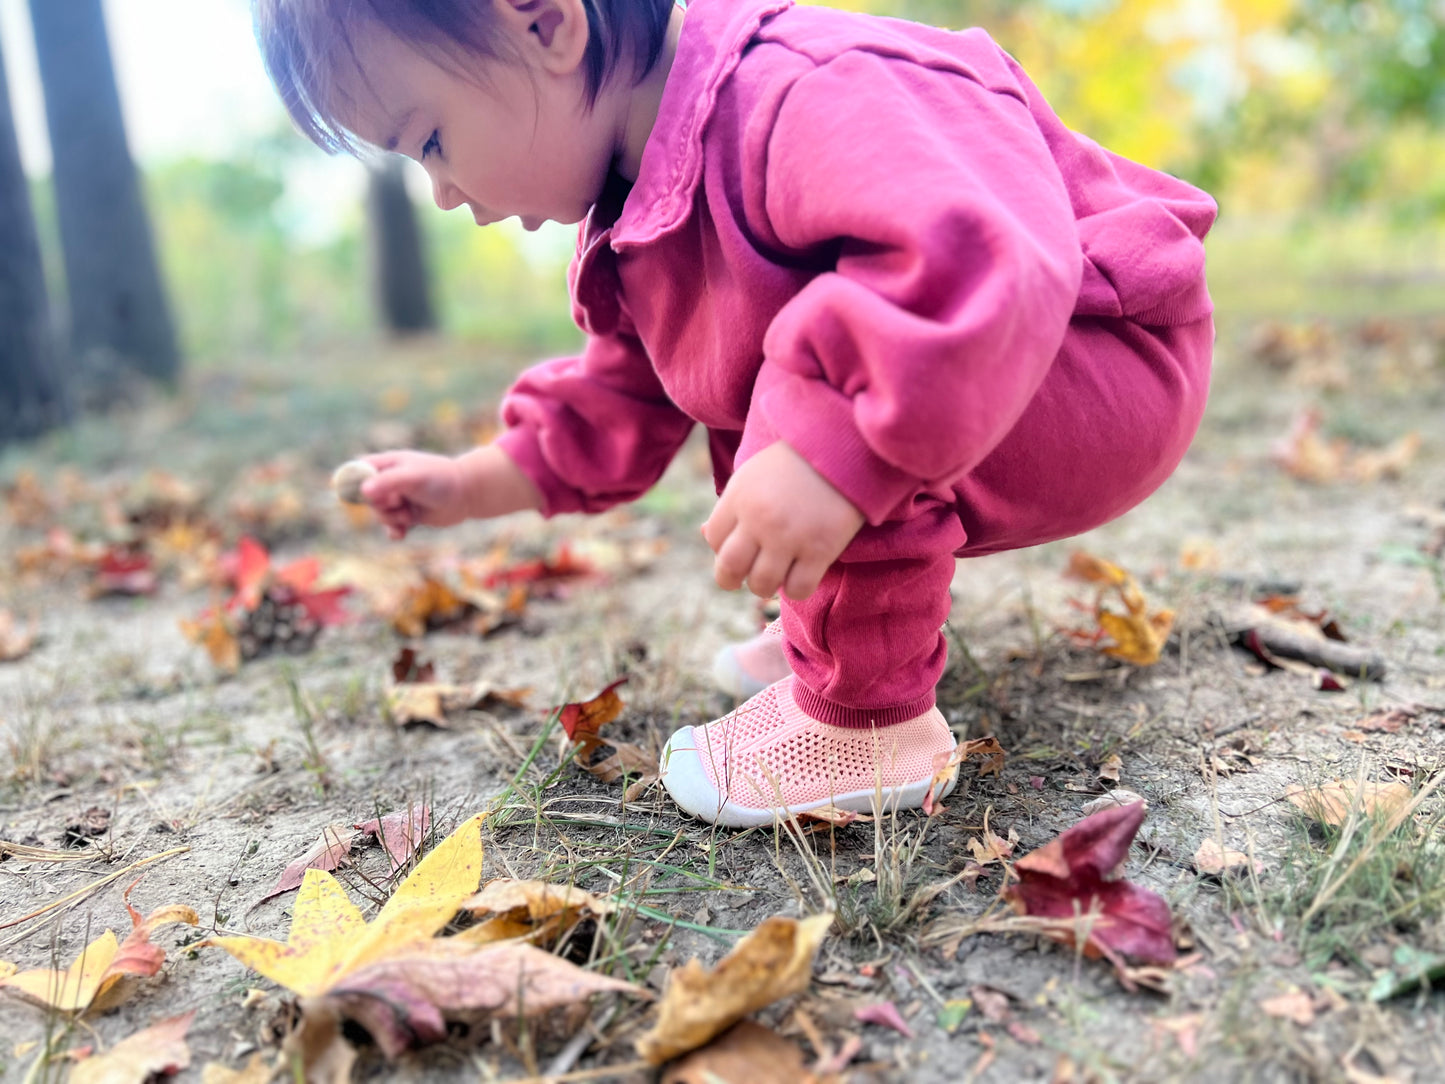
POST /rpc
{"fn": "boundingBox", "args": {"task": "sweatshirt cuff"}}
[758,373,923,526]
[492,426,581,519]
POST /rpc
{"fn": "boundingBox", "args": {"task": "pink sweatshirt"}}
[495,0,1216,529]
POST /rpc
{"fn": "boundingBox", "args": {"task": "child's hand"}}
[702,442,865,601]
[358,446,542,540]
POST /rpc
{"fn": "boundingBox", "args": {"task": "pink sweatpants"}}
[782,315,1215,728]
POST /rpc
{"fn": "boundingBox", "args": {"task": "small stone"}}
[330,459,377,505]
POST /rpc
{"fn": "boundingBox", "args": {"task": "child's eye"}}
[421,130,442,160]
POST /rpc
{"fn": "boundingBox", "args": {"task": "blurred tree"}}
[0,28,68,444]
[28,0,181,394]
[367,158,436,336]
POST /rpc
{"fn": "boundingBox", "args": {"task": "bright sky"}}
[1,0,285,172]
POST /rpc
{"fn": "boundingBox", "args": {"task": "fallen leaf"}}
[1284,781,1412,827]
[557,677,629,758]
[660,1020,821,1084]
[1097,754,1123,785]
[1272,409,1348,483]
[1081,789,1149,817]
[922,737,1006,815]
[582,740,658,787]
[388,575,474,637]
[354,805,431,874]
[966,826,1017,867]
[390,647,435,684]
[178,611,241,673]
[636,913,833,1065]
[200,1053,271,1084]
[0,611,36,662]
[386,680,530,728]
[461,879,616,945]
[1066,552,1173,666]
[796,804,873,829]
[1192,838,1259,877]
[854,1000,914,1038]
[0,882,198,1013]
[1004,801,1176,966]
[204,815,637,1058]
[320,938,639,1058]
[69,1011,193,1084]
[260,825,357,903]
[970,984,1012,1024]
[204,813,488,999]
[89,547,158,598]
[466,541,597,593]
[1260,989,1316,1026]
[1354,708,1416,733]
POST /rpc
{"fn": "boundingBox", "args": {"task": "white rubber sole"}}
[658,725,959,829]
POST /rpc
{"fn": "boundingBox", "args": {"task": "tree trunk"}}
[28,0,180,391]
[0,27,69,444]
[367,158,437,336]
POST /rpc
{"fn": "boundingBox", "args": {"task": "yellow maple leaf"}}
[1068,550,1175,666]
[203,812,486,997]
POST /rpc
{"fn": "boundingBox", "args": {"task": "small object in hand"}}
[331,459,377,505]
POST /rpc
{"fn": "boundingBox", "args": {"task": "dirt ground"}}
[2,308,1444,1084]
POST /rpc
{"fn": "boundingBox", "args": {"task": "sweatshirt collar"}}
[607,0,793,250]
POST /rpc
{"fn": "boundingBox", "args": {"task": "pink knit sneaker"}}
[711,620,790,699]
[659,676,957,828]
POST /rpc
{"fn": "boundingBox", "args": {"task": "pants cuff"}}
[790,683,937,728]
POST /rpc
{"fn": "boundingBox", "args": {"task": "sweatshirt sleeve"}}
[753,50,1085,525]
[494,323,695,517]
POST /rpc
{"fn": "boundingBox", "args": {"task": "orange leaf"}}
[922,737,1006,815]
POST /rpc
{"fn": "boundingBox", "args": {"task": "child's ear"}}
[495,0,589,75]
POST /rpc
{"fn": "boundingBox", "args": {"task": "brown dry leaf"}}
[390,576,474,637]
[922,737,1006,815]
[1354,708,1417,734]
[584,740,658,786]
[461,879,616,945]
[0,611,36,662]
[797,804,873,830]
[636,913,832,1065]
[200,1053,272,1084]
[1097,754,1123,785]
[260,826,358,903]
[1272,409,1348,483]
[69,1011,193,1084]
[1260,989,1316,1026]
[662,1020,825,1084]
[1351,432,1421,482]
[1192,838,1260,876]
[967,826,1017,867]
[1081,789,1149,816]
[386,680,530,728]
[1284,781,1412,827]
[354,805,430,874]
[0,884,199,1013]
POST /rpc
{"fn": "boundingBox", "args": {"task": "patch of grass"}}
[1254,777,1445,974]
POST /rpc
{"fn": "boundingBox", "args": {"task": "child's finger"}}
[745,550,793,600]
[700,503,736,555]
[782,559,825,602]
[363,451,409,471]
[713,531,759,591]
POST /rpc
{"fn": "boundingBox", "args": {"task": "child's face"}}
[344,11,617,229]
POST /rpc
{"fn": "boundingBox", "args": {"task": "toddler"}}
[255,0,1215,827]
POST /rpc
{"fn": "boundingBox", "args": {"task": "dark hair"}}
[253,0,675,154]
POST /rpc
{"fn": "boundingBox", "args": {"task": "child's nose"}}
[431,174,464,212]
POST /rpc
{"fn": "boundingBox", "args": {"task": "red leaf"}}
[91,547,158,597]
[277,556,321,592]
[293,585,353,627]
[1005,802,1176,966]
[556,677,628,753]
[230,536,271,611]
[355,805,431,874]
[260,825,357,902]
